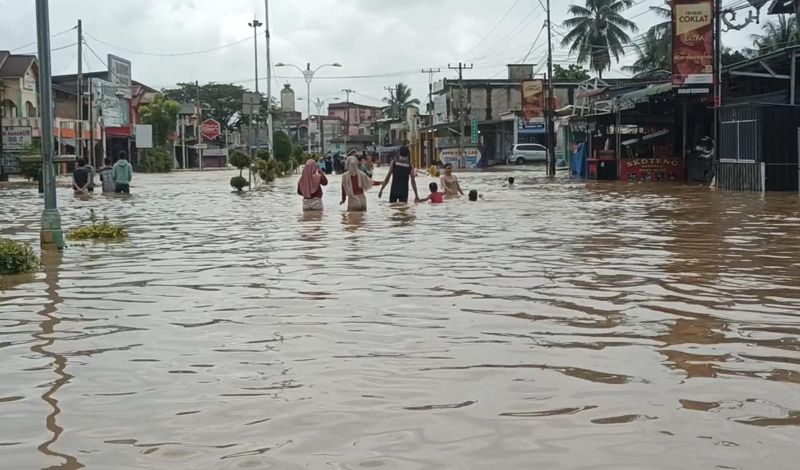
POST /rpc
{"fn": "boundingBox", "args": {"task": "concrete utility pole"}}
[264,0,273,153]
[248,18,262,152]
[383,86,395,145]
[196,80,203,171]
[420,67,441,115]
[546,0,556,176]
[713,0,722,169]
[35,0,64,248]
[448,62,473,167]
[341,88,354,154]
[76,19,82,159]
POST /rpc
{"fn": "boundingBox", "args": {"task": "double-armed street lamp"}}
[275,62,341,154]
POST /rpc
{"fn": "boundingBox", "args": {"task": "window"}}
[720,119,757,161]
[25,101,36,118]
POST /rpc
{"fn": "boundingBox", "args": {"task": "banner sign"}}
[91,78,128,127]
[672,0,714,88]
[521,79,545,128]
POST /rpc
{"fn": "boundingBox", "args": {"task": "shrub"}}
[256,150,271,161]
[275,161,287,176]
[141,146,173,173]
[273,131,293,161]
[19,160,42,181]
[230,175,249,192]
[0,238,39,275]
[67,209,127,241]
[229,151,251,175]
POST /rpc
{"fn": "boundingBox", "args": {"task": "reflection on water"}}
[2,169,800,469]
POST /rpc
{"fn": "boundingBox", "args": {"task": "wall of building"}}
[1,76,38,118]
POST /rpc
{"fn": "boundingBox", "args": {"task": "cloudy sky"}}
[3,0,759,115]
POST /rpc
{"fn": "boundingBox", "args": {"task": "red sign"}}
[200,118,221,140]
[521,79,545,128]
[672,0,714,88]
[621,157,685,182]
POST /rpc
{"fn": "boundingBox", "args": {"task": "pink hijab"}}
[298,159,322,199]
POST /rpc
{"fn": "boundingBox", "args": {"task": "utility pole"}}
[384,86,395,145]
[341,88,354,154]
[35,0,64,248]
[448,62,473,168]
[264,0,273,153]
[248,18,262,153]
[420,67,441,115]
[76,19,83,159]
[713,0,722,172]
[546,0,556,177]
[196,80,203,171]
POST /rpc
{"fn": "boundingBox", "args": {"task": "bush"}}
[229,151,251,174]
[0,238,39,275]
[275,161,287,176]
[19,160,42,181]
[230,176,249,192]
[273,131,293,161]
[256,150,271,161]
[67,209,127,241]
[141,146,173,173]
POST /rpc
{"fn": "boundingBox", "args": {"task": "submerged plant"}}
[0,238,39,275]
[67,209,127,241]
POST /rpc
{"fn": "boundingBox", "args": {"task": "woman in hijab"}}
[340,156,372,212]
[297,159,328,211]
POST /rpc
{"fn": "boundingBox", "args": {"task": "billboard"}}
[1,126,33,150]
[91,78,129,127]
[672,0,714,88]
[107,54,132,99]
[521,79,545,128]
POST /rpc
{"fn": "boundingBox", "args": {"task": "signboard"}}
[672,0,714,88]
[621,146,685,182]
[23,69,36,91]
[200,118,221,140]
[134,124,153,149]
[1,126,32,150]
[521,79,545,128]
[91,78,128,127]
[107,54,132,99]
[470,118,479,144]
[439,147,481,169]
[433,94,448,125]
[242,93,261,115]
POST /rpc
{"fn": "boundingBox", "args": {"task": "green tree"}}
[161,82,279,133]
[561,0,639,78]
[622,28,671,78]
[139,94,180,147]
[722,48,748,66]
[746,14,799,57]
[553,64,591,81]
[272,131,293,162]
[382,83,420,119]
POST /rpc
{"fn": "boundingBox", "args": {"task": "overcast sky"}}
[3,0,759,116]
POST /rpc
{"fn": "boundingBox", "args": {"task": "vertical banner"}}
[521,79,545,129]
[672,0,714,88]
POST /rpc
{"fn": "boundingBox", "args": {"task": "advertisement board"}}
[439,147,481,169]
[107,54,132,99]
[91,78,128,127]
[672,0,714,88]
[1,126,33,150]
[521,79,545,128]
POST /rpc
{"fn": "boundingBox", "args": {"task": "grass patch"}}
[67,209,128,241]
[0,238,39,275]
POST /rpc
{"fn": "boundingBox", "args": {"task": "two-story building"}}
[328,102,382,138]
[1,51,40,178]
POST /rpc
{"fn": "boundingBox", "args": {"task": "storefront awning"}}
[617,82,672,110]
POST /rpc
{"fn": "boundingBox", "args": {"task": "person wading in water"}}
[378,145,419,203]
[297,159,328,211]
[340,156,373,212]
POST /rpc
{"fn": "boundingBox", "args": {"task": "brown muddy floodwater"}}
[1,168,800,469]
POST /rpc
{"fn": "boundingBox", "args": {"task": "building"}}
[274,84,302,135]
[328,101,382,138]
[1,51,39,179]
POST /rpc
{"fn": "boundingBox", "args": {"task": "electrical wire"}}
[463,0,523,57]
[84,31,252,57]
[10,25,77,52]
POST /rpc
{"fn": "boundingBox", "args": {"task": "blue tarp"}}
[570,142,588,179]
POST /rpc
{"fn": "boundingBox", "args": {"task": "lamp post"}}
[35,0,64,249]
[275,62,341,154]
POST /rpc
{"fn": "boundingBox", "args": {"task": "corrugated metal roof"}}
[0,54,35,78]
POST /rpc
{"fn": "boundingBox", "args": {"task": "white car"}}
[510,143,547,164]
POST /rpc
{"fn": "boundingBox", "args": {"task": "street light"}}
[35,0,64,248]
[275,61,341,153]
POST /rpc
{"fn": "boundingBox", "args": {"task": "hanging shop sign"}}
[672,0,714,89]
[621,146,685,182]
[107,54,132,99]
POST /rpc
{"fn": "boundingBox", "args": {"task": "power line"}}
[463,0,523,57]
[84,31,252,57]
[10,25,77,52]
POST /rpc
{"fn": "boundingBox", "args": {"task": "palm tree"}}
[561,0,639,78]
[382,83,420,119]
[746,14,799,57]
[622,28,671,78]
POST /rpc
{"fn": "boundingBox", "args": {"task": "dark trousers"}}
[389,193,408,203]
[115,183,130,194]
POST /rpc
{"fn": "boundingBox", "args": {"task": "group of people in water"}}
[297,145,483,212]
[72,151,133,195]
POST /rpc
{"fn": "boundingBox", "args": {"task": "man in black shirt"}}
[378,145,419,203]
[72,158,91,194]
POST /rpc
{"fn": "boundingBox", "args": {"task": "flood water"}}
[2,168,800,469]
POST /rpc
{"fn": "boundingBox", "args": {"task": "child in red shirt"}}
[418,182,444,204]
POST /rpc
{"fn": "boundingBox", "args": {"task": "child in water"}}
[468,189,479,201]
[507,177,515,186]
[417,182,444,204]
